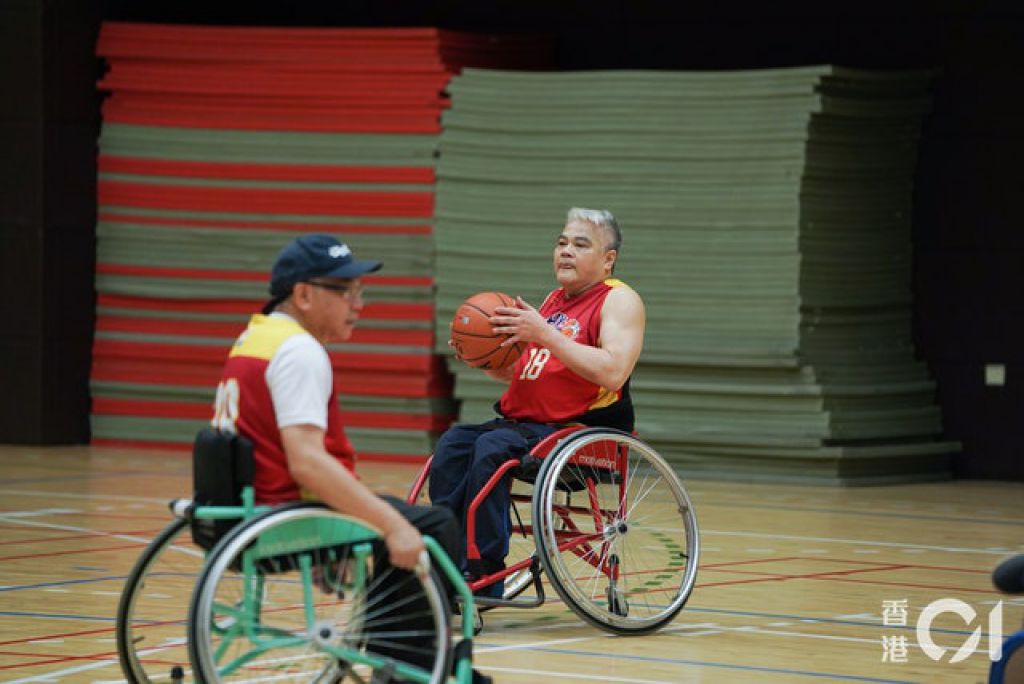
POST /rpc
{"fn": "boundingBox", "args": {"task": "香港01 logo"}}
[881,598,1004,664]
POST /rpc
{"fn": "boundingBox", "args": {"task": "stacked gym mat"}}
[434,67,957,483]
[91,23,552,461]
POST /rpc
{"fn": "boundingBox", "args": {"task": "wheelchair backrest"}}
[190,426,254,550]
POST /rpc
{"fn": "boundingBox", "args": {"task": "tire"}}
[188,504,451,683]
[532,428,699,635]
[116,517,204,683]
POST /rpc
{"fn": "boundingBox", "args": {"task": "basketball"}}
[450,291,526,370]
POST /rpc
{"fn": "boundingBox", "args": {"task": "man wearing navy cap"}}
[212,234,484,680]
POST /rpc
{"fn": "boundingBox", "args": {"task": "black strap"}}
[454,638,473,664]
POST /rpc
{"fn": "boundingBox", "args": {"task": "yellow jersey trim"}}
[229,314,307,361]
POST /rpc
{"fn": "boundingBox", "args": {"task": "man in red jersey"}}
[429,208,646,595]
[215,234,493,682]
[215,233,445,568]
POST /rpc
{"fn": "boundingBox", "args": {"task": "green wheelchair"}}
[116,427,477,684]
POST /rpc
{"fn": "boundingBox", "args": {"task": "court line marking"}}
[687,607,983,637]
[3,658,118,683]
[0,509,79,518]
[0,488,166,504]
[698,500,1024,527]
[697,561,994,594]
[0,528,167,548]
[478,634,599,653]
[701,554,990,575]
[0,543,148,563]
[484,647,916,683]
[3,578,130,593]
[480,666,682,684]
[0,515,176,550]
[702,529,1021,555]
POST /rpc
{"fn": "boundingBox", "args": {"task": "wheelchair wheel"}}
[532,428,699,635]
[188,503,451,683]
[117,517,205,683]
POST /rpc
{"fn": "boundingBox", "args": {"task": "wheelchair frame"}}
[117,482,478,683]
[408,425,700,635]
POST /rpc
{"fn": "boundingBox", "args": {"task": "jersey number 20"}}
[212,379,240,432]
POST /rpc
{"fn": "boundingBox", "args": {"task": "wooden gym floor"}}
[0,443,1022,683]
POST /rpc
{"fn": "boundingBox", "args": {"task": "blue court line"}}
[0,610,115,623]
[699,500,1024,528]
[0,576,127,592]
[490,644,917,683]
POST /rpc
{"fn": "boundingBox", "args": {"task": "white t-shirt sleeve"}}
[265,333,333,430]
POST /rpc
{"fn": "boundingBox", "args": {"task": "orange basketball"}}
[450,291,526,370]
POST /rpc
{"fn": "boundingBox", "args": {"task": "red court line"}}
[765,555,993,574]
[700,555,992,575]
[699,556,800,569]
[0,625,116,648]
[0,650,120,671]
[697,563,907,589]
[703,565,910,579]
[698,563,997,594]
[0,651,119,663]
[815,576,999,594]
[0,542,145,563]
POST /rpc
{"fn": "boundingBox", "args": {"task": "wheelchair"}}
[116,427,477,684]
[407,425,700,635]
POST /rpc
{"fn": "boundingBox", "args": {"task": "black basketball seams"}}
[451,330,502,339]
[462,302,495,318]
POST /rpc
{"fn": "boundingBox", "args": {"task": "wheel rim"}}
[534,431,699,633]
[190,507,450,683]
[118,517,204,683]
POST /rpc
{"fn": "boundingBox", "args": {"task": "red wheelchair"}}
[408,426,699,635]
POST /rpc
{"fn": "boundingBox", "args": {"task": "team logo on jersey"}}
[546,312,581,340]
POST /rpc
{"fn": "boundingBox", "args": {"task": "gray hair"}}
[567,207,621,253]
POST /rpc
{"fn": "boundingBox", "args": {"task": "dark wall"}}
[912,10,1024,478]
[0,0,99,443]
[3,0,1022,478]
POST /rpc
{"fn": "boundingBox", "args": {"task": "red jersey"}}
[214,314,356,504]
[498,279,634,431]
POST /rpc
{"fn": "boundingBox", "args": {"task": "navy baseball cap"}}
[262,234,382,313]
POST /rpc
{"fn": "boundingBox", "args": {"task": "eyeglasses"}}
[306,280,363,301]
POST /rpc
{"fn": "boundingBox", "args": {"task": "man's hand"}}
[491,296,551,348]
[281,425,427,571]
[383,517,426,571]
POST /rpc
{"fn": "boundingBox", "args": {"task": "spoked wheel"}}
[117,517,207,683]
[503,478,540,600]
[532,428,699,635]
[188,504,451,683]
